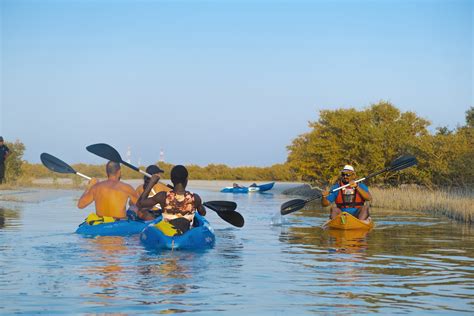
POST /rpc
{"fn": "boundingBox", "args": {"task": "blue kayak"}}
[220,182,275,193]
[140,213,215,250]
[76,219,154,237]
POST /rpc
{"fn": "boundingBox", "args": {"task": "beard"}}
[341,178,349,184]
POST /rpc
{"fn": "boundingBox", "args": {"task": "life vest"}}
[335,181,366,209]
[162,190,196,223]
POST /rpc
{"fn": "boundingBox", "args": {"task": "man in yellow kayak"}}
[137,165,206,236]
[321,165,372,220]
[77,161,139,220]
[133,164,171,220]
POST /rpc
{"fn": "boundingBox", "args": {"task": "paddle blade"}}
[389,155,418,172]
[203,201,244,228]
[86,143,123,163]
[280,192,322,215]
[203,201,237,212]
[280,199,307,215]
[40,153,76,174]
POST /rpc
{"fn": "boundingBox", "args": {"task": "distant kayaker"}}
[133,164,171,220]
[137,165,206,236]
[77,161,139,219]
[233,183,244,188]
[321,165,372,220]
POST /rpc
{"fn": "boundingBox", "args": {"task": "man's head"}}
[340,165,355,184]
[106,161,121,178]
[170,165,188,186]
[144,164,164,182]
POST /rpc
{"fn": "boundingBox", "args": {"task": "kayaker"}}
[137,165,206,236]
[0,136,10,184]
[77,161,139,219]
[133,164,171,220]
[321,165,371,220]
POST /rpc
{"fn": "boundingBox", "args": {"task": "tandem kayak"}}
[220,182,275,193]
[323,212,374,230]
[76,219,155,237]
[140,213,215,250]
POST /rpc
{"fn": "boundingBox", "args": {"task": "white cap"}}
[342,165,354,172]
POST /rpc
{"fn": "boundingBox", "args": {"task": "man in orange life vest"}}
[321,165,371,220]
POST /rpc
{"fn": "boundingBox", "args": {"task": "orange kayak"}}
[323,212,374,230]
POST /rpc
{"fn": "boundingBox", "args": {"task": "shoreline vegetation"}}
[283,185,474,225]
[1,103,472,223]
[1,180,473,224]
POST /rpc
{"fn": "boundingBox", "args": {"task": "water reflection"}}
[80,237,129,299]
[327,229,370,253]
[276,206,474,312]
[0,207,21,230]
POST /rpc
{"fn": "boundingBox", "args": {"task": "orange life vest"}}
[335,181,366,209]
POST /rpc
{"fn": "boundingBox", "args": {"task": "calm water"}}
[1,183,473,314]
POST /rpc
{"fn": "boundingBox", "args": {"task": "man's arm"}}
[137,174,165,209]
[4,146,10,159]
[321,185,337,207]
[127,184,140,206]
[194,194,206,216]
[355,183,371,201]
[77,178,97,208]
[321,191,331,207]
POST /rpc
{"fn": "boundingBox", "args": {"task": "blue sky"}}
[1,0,472,166]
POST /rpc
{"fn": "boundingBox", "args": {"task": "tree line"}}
[287,102,473,189]
[3,102,473,189]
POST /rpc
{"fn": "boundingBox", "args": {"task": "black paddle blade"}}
[40,153,76,174]
[203,201,244,228]
[86,143,122,163]
[203,201,237,212]
[280,199,306,215]
[389,155,418,172]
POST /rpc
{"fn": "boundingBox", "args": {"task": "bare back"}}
[78,179,138,219]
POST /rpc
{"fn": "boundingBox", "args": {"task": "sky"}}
[0,0,472,167]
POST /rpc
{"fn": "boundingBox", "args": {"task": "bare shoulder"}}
[120,181,135,191]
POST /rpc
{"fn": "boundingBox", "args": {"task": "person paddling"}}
[77,161,138,220]
[133,164,171,220]
[137,165,206,236]
[321,165,372,220]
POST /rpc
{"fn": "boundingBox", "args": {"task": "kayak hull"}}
[140,213,215,250]
[76,219,153,236]
[324,212,374,230]
[221,182,275,193]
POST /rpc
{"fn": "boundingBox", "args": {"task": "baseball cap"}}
[342,165,355,172]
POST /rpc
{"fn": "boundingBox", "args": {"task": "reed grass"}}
[370,187,474,224]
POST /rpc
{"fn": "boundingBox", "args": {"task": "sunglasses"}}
[341,173,352,177]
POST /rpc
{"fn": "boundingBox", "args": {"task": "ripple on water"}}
[1,190,474,314]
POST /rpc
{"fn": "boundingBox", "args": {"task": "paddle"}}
[280,154,418,215]
[87,143,245,227]
[86,143,152,177]
[203,201,244,228]
[40,153,91,180]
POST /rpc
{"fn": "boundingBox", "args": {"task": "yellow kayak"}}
[323,212,374,230]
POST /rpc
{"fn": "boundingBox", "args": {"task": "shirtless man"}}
[77,161,138,219]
